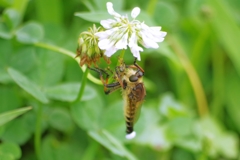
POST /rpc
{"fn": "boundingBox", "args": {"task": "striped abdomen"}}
[124,83,145,135]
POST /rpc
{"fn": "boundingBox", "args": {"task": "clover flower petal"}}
[131,7,140,19]
[95,2,167,61]
[107,2,121,17]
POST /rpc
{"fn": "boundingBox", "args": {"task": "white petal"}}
[115,33,128,49]
[128,32,137,47]
[98,39,112,50]
[140,24,160,40]
[129,44,143,61]
[131,7,140,19]
[95,28,118,40]
[140,32,159,48]
[160,31,167,37]
[104,46,118,57]
[106,2,121,17]
[150,26,162,31]
[147,26,167,41]
[100,19,116,29]
[95,32,108,40]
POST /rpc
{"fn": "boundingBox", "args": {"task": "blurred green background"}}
[0,0,240,159]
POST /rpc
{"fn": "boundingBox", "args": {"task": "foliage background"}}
[0,0,240,159]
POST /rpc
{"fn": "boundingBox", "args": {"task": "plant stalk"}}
[34,104,42,160]
[73,67,89,103]
[169,36,209,117]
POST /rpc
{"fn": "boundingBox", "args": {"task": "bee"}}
[89,58,146,139]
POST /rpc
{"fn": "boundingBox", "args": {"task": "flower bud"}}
[76,24,110,67]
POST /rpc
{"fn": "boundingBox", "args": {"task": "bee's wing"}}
[132,83,145,123]
[125,83,146,134]
[133,99,144,124]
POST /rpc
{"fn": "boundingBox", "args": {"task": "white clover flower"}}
[95,2,167,61]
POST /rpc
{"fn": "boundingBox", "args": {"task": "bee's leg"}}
[105,82,121,94]
[114,67,124,88]
[88,67,110,92]
[88,67,122,94]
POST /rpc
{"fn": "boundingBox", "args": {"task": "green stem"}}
[34,42,102,85]
[34,104,42,160]
[73,67,89,103]
[169,36,209,117]
[211,42,224,118]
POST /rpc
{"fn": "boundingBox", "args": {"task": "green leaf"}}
[71,96,103,131]
[0,0,13,7]
[41,135,83,160]
[225,70,240,132]
[0,86,22,113]
[153,2,178,28]
[0,154,13,160]
[88,130,137,160]
[15,22,44,44]
[134,106,171,150]
[7,67,49,103]
[0,42,36,83]
[100,101,125,138]
[159,94,190,119]
[74,12,111,23]
[94,0,124,10]
[1,110,35,145]
[200,116,238,159]
[207,0,240,76]
[0,23,12,39]
[45,83,96,102]
[11,0,29,18]
[0,106,32,126]
[48,108,74,133]
[10,46,36,73]
[2,8,21,29]
[0,142,21,160]
[35,0,63,24]
[27,48,65,86]
[75,10,154,26]
[0,39,12,68]
[0,126,5,137]
[165,117,202,152]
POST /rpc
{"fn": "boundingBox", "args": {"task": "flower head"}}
[76,24,110,66]
[95,2,167,61]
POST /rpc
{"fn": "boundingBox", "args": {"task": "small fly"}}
[89,58,146,139]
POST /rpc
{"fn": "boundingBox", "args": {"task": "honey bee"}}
[89,58,146,139]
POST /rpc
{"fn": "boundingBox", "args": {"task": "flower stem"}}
[34,42,102,85]
[73,67,89,103]
[34,104,42,160]
[169,36,209,117]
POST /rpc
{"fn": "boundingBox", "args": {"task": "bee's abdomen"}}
[124,82,145,137]
[125,99,136,134]
[126,116,134,134]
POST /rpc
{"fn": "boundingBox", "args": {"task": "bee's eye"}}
[129,75,138,82]
[136,71,143,77]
